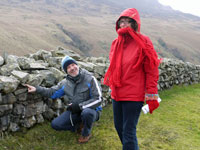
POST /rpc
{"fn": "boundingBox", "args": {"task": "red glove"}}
[146,100,159,114]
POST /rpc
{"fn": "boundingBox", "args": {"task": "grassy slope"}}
[0,84,200,150]
[141,18,200,64]
[138,84,200,150]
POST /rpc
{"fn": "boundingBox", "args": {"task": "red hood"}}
[116,8,141,32]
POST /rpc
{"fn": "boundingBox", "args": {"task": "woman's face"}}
[118,17,132,28]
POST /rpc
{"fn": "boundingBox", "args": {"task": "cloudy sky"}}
[158,0,200,17]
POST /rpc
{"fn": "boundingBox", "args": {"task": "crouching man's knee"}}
[81,108,98,122]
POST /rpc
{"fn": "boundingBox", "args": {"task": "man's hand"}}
[67,103,81,114]
[24,84,36,93]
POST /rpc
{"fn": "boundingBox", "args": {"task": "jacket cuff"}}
[78,103,83,110]
[35,86,42,94]
[145,93,159,101]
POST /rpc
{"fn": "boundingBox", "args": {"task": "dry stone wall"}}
[0,47,200,133]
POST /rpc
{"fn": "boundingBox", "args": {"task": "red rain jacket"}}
[109,8,159,101]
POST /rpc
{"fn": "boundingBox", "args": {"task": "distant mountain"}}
[0,0,200,64]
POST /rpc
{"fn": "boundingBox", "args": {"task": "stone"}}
[29,63,47,70]
[24,104,37,117]
[51,47,81,60]
[93,72,101,80]
[17,57,33,70]
[77,61,96,72]
[157,84,161,91]
[46,57,62,69]
[0,56,4,66]
[49,67,65,82]
[9,122,20,132]
[4,55,18,64]
[42,108,56,120]
[39,70,57,87]
[0,76,20,94]
[10,115,20,124]
[11,70,29,83]
[26,93,43,101]
[31,49,52,61]
[21,116,36,128]
[84,57,107,64]
[13,104,25,116]
[0,64,21,76]
[0,83,3,91]
[0,115,10,131]
[0,93,2,104]
[94,63,106,75]
[0,104,13,116]
[17,93,27,101]
[36,114,44,123]
[1,93,17,104]
[14,88,27,95]
[40,50,52,61]
[27,74,44,86]
[35,101,45,114]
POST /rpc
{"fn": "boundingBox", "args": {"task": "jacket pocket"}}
[76,87,90,102]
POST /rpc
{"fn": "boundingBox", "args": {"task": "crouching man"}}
[25,56,102,143]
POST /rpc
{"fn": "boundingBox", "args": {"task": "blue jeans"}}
[51,108,99,136]
[112,100,143,150]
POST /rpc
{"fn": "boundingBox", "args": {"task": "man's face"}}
[66,63,79,77]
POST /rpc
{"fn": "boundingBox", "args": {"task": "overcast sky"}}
[158,0,200,17]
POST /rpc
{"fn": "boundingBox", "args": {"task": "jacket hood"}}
[116,8,141,32]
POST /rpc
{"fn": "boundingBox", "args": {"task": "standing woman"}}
[104,8,160,150]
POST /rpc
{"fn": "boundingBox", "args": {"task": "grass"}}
[1,84,200,150]
[138,84,200,150]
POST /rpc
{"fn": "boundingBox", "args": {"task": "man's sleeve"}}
[35,81,65,99]
[79,76,102,110]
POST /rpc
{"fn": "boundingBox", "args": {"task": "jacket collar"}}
[66,68,83,83]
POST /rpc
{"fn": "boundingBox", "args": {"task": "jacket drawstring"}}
[69,111,74,126]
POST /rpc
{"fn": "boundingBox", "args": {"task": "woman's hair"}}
[130,19,138,32]
[117,17,138,32]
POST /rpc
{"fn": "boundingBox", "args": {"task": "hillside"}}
[0,0,200,64]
